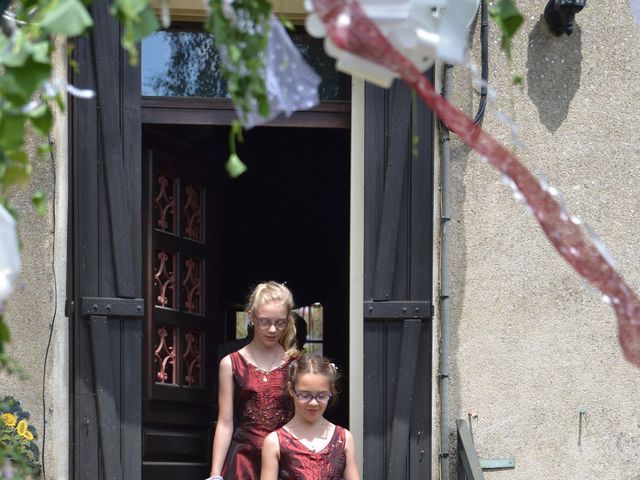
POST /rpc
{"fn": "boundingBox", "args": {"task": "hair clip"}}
[330,362,338,371]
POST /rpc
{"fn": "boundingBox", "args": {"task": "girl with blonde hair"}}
[209,281,299,480]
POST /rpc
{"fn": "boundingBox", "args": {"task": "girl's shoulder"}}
[263,429,281,451]
[220,350,244,374]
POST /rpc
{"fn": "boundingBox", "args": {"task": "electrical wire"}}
[473,0,489,125]
[40,136,57,480]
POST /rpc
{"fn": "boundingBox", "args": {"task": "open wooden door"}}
[141,126,219,480]
[363,76,435,479]
[70,2,142,479]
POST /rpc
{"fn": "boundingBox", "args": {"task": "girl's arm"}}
[209,355,234,477]
[260,431,280,480]
[343,429,361,480]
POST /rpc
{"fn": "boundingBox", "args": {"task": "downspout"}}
[438,62,453,480]
[439,2,488,477]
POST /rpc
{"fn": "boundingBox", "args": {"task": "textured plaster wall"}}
[445,1,640,479]
[0,41,68,478]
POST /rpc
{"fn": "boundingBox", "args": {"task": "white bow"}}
[0,204,21,305]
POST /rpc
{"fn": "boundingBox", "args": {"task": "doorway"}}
[141,122,351,479]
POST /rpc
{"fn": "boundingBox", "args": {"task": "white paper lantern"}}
[0,204,21,305]
[305,0,480,87]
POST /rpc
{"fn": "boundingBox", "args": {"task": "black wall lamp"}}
[544,0,586,35]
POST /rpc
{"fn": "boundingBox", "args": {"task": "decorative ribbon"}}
[310,0,640,367]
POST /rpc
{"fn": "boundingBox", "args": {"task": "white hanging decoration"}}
[240,15,321,128]
[305,0,480,87]
[0,204,21,305]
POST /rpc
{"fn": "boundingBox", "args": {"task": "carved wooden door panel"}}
[141,127,219,480]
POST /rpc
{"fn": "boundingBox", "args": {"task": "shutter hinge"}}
[364,301,431,319]
[79,297,144,317]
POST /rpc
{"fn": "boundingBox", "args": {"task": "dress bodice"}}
[229,351,293,446]
[276,425,347,480]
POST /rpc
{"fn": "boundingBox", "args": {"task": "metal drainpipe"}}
[439,3,488,476]
[438,62,453,480]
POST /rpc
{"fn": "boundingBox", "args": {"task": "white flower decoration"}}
[0,204,21,305]
[305,0,480,87]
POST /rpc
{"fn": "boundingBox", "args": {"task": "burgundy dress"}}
[276,426,347,480]
[221,352,293,480]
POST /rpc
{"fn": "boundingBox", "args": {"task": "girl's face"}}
[251,301,289,348]
[289,373,333,423]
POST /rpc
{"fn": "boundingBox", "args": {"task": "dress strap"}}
[228,351,246,375]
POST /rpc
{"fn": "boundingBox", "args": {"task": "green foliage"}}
[512,74,524,87]
[111,0,160,65]
[31,191,47,216]
[1,397,40,479]
[488,0,523,58]
[41,0,94,36]
[205,0,272,121]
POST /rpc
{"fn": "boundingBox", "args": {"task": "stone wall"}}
[445,1,640,478]
[0,42,68,479]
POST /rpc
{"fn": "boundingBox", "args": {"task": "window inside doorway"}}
[235,303,324,355]
[141,26,350,100]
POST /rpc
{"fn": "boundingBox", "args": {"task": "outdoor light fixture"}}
[544,0,586,36]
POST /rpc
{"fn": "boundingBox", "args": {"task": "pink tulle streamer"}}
[312,0,640,367]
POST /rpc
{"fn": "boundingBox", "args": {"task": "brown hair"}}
[246,281,298,357]
[288,354,340,403]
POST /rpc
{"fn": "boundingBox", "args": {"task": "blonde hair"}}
[288,354,340,404]
[247,281,298,357]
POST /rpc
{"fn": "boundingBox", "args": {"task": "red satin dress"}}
[221,352,293,480]
[275,425,347,480]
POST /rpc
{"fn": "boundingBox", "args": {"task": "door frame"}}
[349,77,365,473]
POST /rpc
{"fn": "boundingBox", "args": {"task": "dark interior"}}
[147,123,351,426]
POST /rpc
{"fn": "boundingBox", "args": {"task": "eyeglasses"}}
[253,317,288,330]
[292,386,333,404]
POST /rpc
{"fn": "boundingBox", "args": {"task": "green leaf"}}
[0,59,51,103]
[512,74,524,86]
[488,0,523,58]
[0,316,10,343]
[130,7,160,42]
[28,105,52,137]
[38,143,52,157]
[120,7,159,65]
[279,16,294,31]
[41,0,94,36]
[112,0,149,19]
[1,46,30,68]
[0,113,25,151]
[225,153,247,178]
[31,191,47,217]
[1,150,31,187]
[228,44,241,63]
[30,42,51,64]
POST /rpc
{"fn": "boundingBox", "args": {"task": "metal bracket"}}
[79,297,144,317]
[479,458,516,470]
[364,301,431,319]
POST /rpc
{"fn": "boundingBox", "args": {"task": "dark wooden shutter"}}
[363,76,434,479]
[70,1,142,479]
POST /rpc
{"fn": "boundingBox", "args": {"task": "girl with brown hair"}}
[260,354,360,480]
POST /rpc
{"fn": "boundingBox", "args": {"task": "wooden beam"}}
[89,316,123,480]
[386,319,422,478]
[150,0,307,23]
